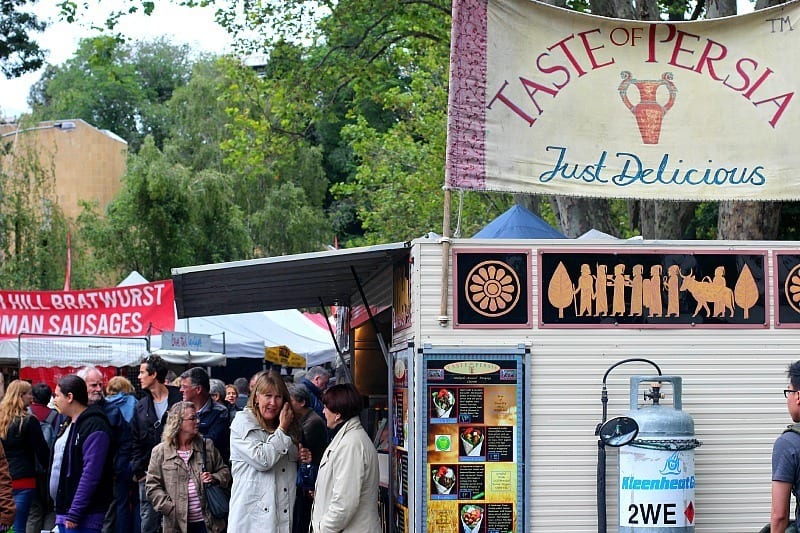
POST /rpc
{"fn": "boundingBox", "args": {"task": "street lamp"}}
[0,121,77,138]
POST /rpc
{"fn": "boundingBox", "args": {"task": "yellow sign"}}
[264,345,306,368]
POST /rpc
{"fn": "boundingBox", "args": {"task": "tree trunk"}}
[715,0,782,240]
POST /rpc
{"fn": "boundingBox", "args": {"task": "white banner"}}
[446,0,800,200]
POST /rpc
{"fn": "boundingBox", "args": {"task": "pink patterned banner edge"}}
[445,0,488,190]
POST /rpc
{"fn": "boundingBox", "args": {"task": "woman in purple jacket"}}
[52,375,114,533]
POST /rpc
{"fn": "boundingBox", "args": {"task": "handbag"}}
[201,439,230,519]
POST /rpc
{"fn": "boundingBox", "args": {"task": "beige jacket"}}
[310,416,381,533]
[146,437,231,533]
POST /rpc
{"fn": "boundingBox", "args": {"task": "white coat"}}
[310,416,381,533]
[228,408,298,532]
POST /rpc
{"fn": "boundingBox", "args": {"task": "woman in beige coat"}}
[310,383,380,533]
[146,401,231,533]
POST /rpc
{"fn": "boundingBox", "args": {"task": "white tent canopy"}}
[149,309,337,367]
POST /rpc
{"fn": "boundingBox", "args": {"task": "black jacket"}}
[198,399,230,462]
[130,385,182,478]
[55,405,113,521]
[2,414,49,480]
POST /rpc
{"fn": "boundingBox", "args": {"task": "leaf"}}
[547,262,574,319]
[734,263,759,320]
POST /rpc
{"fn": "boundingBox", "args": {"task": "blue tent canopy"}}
[473,204,566,239]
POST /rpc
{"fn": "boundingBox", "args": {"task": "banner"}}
[446,0,800,200]
[0,280,175,339]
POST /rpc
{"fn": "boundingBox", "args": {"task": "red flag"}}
[63,231,72,291]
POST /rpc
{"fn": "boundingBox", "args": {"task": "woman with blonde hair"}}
[0,379,49,533]
[146,401,231,533]
[229,371,303,531]
[105,376,137,423]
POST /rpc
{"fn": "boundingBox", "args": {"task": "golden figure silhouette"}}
[629,264,644,317]
[574,264,594,317]
[611,264,631,316]
[595,264,610,316]
[645,264,663,317]
[665,265,681,317]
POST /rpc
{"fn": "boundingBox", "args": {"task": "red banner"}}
[20,366,119,391]
[0,280,175,339]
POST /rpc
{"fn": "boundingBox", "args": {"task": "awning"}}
[172,242,411,318]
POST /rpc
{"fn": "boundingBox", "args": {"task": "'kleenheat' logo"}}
[659,452,682,476]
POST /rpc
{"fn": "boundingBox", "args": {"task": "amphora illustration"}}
[619,71,677,144]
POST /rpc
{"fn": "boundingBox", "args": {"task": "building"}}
[0,119,127,219]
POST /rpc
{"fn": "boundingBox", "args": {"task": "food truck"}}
[170,236,800,532]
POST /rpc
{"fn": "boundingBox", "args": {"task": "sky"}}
[0,1,755,120]
[0,2,233,119]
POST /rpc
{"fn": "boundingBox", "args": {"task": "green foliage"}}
[0,135,71,289]
[78,136,251,280]
[29,36,195,152]
[0,0,46,79]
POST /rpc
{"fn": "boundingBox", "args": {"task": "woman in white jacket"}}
[228,371,300,532]
[310,383,380,533]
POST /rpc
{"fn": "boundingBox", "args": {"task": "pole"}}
[439,188,452,326]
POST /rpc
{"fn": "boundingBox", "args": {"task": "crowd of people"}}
[0,355,381,533]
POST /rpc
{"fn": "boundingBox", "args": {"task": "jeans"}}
[138,480,160,533]
[13,487,36,533]
[102,471,135,533]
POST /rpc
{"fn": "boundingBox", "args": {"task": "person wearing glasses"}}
[146,402,231,533]
[772,361,800,533]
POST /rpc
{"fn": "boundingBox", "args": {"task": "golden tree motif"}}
[734,263,759,319]
[465,260,520,317]
[547,261,575,319]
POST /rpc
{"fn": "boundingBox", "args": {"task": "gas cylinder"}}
[618,376,701,532]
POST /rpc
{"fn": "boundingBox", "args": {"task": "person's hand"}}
[298,444,312,465]
[278,402,293,431]
[200,471,214,484]
[66,519,78,529]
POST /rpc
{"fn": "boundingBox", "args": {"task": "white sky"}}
[0,1,755,120]
[0,2,233,119]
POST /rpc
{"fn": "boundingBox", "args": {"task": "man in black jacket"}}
[131,355,182,533]
[77,366,133,533]
[179,367,230,461]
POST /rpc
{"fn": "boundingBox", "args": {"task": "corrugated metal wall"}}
[408,238,796,532]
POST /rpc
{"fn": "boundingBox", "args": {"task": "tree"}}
[0,0,46,80]
[0,130,71,289]
[78,136,251,280]
[29,36,195,152]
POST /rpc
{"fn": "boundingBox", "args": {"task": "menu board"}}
[423,353,524,533]
[391,350,411,533]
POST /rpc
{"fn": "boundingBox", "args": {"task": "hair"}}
[305,366,330,382]
[287,383,311,408]
[161,401,197,448]
[58,375,89,406]
[180,367,210,393]
[106,376,135,396]
[234,377,249,395]
[0,380,32,439]
[788,361,800,390]
[247,371,300,442]
[31,382,52,405]
[141,354,169,383]
[322,383,364,422]
[209,378,226,399]
[76,366,102,382]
